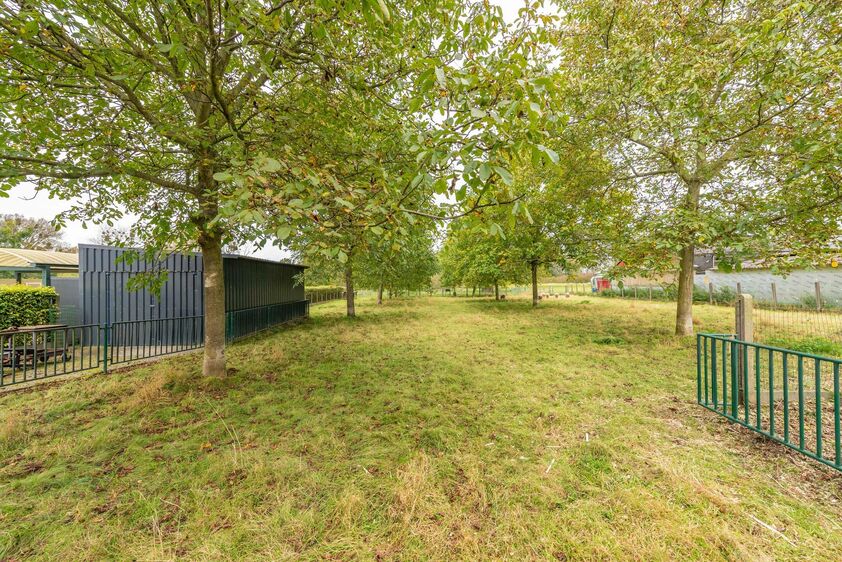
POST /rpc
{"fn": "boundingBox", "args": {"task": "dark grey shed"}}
[60,245,306,343]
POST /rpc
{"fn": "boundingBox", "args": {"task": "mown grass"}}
[0,296,840,560]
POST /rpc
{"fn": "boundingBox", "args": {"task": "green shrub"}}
[0,285,58,330]
[305,286,344,296]
[765,337,842,357]
[798,294,838,310]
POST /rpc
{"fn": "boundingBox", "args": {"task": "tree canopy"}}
[557,0,842,334]
[0,214,67,250]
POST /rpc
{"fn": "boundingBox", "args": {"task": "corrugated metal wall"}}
[79,245,306,326]
[224,256,305,311]
[80,245,204,326]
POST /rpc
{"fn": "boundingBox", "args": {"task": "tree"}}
[0,214,66,250]
[356,226,438,303]
[0,0,439,375]
[439,224,527,299]
[496,136,630,307]
[559,0,842,335]
[239,3,556,319]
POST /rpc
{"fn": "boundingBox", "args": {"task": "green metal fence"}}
[698,333,841,471]
[110,316,205,366]
[1,324,101,386]
[1,300,309,388]
[225,300,309,342]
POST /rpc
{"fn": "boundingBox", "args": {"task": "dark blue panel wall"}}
[78,245,306,327]
[52,277,81,325]
[79,245,204,326]
[224,256,305,311]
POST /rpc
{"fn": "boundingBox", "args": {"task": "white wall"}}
[695,268,842,305]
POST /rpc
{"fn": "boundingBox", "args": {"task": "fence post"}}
[736,293,755,403]
[771,282,777,308]
[736,282,742,296]
[816,281,823,312]
[103,272,110,374]
[708,282,714,305]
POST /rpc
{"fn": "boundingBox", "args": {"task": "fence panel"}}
[1,324,101,387]
[109,316,204,366]
[1,301,309,388]
[698,333,841,471]
[225,300,309,342]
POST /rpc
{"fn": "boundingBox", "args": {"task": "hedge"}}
[0,285,59,330]
[305,286,345,297]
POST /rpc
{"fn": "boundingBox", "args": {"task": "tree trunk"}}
[345,260,355,317]
[675,243,696,335]
[494,282,499,300]
[198,227,226,377]
[531,260,539,308]
[675,179,702,336]
[377,280,384,305]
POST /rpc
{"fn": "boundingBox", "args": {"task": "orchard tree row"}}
[0,0,839,377]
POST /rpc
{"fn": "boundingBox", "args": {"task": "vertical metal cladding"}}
[79,244,205,325]
[78,245,306,344]
[223,255,305,312]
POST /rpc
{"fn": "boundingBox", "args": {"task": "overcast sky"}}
[0,0,529,261]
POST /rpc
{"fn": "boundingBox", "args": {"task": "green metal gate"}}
[698,333,841,471]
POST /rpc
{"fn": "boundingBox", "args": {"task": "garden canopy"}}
[0,248,78,284]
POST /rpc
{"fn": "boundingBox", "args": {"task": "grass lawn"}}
[1,296,840,560]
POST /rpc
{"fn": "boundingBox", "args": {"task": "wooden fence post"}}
[771,282,777,308]
[736,293,756,403]
[708,282,714,305]
[815,281,823,312]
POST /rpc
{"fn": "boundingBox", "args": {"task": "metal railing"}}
[225,300,309,342]
[110,316,205,366]
[1,324,101,386]
[305,290,345,304]
[698,333,841,471]
[1,300,309,388]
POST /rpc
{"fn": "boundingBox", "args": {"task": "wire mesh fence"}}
[753,306,842,355]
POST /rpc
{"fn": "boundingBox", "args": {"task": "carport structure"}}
[0,248,79,285]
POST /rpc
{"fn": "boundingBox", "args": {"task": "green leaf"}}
[376,0,391,23]
[478,163,492,183]
[537,144,559,164]
[435,67,446,88]
[492,166,513,185]
[212,171,233,182]
[276,225,292,240]
[260,158,282,172]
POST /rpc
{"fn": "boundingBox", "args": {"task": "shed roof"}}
[0,248,79,271]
